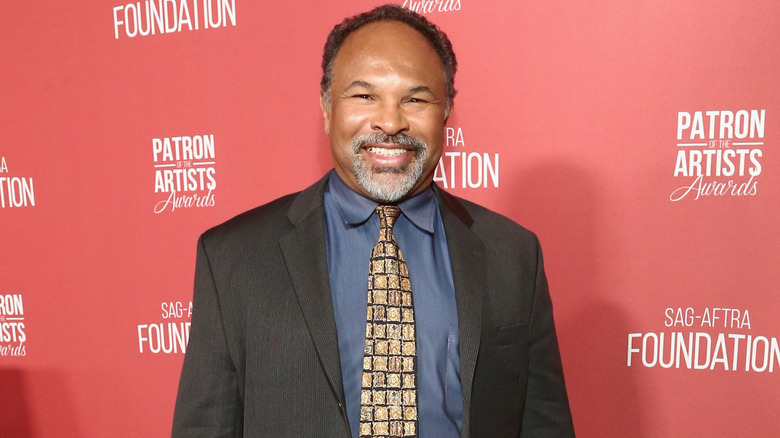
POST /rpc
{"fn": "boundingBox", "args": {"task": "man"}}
[172,5,574,437]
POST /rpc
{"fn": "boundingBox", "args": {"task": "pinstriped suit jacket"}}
[172,172,574,437]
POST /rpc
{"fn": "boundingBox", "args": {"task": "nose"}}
[370,101,410,136]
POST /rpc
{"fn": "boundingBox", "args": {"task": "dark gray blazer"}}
[172,173,574,437]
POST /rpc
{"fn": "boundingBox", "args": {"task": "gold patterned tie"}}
[359,205,418,437]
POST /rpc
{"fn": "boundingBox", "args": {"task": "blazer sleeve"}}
[520,238,575,437]
[172,235,243,437]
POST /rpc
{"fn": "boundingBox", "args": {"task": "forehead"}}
[331,20,444,84]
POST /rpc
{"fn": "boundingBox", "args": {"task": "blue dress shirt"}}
[323,172,463,437]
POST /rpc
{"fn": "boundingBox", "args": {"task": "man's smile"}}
[363,144,415,167]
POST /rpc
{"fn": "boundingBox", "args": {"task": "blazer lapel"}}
[435,186,485,436]
[278,175,346,406]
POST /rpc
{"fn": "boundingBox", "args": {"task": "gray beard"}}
[350,132,428,203]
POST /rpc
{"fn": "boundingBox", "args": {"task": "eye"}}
[352,94,373,100]
[406,97,429,104]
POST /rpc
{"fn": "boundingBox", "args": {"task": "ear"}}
[444,101,454,122]
[319,93,331,136]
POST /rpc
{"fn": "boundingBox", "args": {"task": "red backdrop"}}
[2,1,778,436]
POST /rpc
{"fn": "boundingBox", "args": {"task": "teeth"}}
[367,147,406,157]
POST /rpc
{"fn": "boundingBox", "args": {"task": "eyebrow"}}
[408,85,435,95]
[343,81,435,95]
[344,80,373,91]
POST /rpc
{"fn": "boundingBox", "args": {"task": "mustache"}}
[351,132,427,152]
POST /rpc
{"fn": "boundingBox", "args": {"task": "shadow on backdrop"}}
[508,160,648,437]
[0,368,80,437]
[0,368,34,437]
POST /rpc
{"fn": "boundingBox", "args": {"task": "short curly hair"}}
[320,4,457,110]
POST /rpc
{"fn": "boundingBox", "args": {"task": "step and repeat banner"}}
[2,1,778,436]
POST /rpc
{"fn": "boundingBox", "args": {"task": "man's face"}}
[321,20,451,203]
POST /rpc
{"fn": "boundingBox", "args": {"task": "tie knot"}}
[376,205,401,232]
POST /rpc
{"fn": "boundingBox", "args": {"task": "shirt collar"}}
[327,171,437,234]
